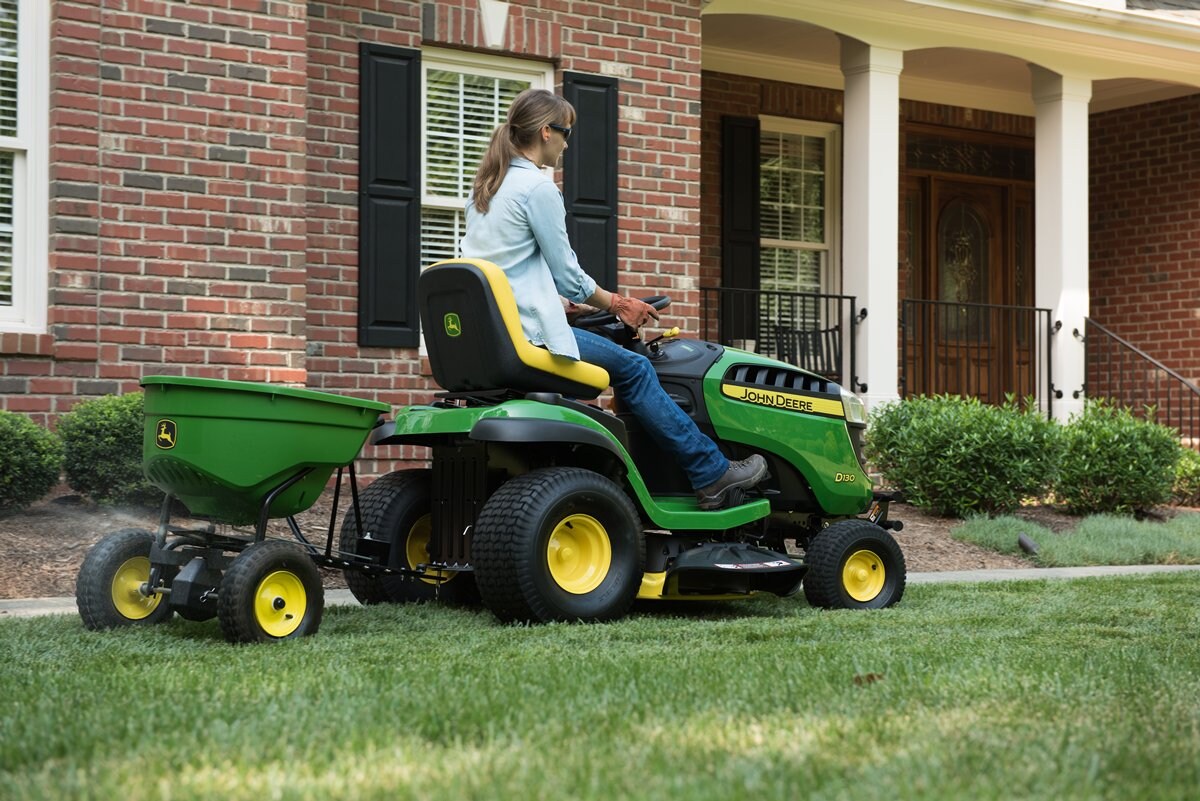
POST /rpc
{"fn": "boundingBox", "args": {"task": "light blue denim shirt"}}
[460,157,597,360]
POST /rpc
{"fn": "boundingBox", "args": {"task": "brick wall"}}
[6,1,702,451]
[0,0,310,426]
[1090,94,1200,381]
[303,0,703,475]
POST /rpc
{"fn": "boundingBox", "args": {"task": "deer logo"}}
[155,419,177,450]
[444,312,462,338]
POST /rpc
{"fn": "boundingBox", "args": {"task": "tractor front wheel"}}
[803,519,906,610]
[472,468,644,623]
[77,528,174,630]
[217,540,323,644]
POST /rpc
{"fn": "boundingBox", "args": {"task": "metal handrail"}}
[900,298,1055,417]
[699,286,860,389]
[1081,317,1200,447]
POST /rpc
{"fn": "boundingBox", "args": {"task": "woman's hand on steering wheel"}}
[574,295,672,329]
[611,294,659,327]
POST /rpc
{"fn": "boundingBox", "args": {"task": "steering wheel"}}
[573,295,672,328]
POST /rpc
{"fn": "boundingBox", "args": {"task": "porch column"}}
[839,37,902,410]
[1031,66,1091,422]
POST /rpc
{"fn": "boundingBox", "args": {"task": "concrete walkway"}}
[4,564,1200,620]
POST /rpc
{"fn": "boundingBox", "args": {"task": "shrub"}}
[1052,401,1180,515]
[1174,447,1200,507]
[57,392,160,508]
[0,411,63,514]
[866,395,1060,518]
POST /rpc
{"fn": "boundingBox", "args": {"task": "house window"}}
[758,117,839,334]
[0,0,47,334]
[420,50,552,268]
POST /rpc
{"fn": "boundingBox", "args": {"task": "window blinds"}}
[0,0,15,306]
[421,68,528,267]
[0,0,16,139]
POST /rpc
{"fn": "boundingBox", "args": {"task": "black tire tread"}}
[76,528,173,630]
[473,467,643,623]
[339,471,429,605]
[217,540,324,644]
[472,475,537,623]
[339,469,478,605]
[803,519,906,610]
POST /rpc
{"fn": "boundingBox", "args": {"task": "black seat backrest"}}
[418,259,610,398]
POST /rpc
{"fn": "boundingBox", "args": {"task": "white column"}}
[1031,66,1091,422]
[839,37,902,410]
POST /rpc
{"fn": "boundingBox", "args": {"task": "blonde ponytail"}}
[472,123,519,214]
[471,88,576,213]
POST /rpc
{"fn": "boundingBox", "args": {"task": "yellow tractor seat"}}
[419,259,610,399]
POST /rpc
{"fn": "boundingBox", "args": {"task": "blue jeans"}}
[573,328,728,489]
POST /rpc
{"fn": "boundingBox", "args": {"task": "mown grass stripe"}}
[1,575,1198,800]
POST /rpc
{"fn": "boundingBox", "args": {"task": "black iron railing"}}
[900,299,1055,415]
[1080,317,1200,448]
[699,286,860,388]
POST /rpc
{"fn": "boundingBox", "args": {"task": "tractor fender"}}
[369,420,402,445]
[468,417,624,459]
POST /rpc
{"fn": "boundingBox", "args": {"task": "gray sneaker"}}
[695,454,768,510]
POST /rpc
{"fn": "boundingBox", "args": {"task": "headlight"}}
[841,387,867,426]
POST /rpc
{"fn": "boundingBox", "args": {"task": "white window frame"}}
[758,116,841,295]
[419,48,552,267]
[0,0,48,334]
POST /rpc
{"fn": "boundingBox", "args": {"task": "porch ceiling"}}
[702,1,1200,115]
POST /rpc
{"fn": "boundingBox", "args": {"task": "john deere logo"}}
[155,419,177,450]
[444,313,462,337]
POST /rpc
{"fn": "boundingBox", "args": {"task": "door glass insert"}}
[937,198,989,340]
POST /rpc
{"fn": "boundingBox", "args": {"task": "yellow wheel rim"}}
[843,549,886,602]
[253,570,307,638]
[111,556,162,620]
[546,514,612,595]
[404,514,452,586]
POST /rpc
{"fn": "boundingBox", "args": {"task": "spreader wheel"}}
[77,528,174,630]
[472,467,644,623]
[803,519,906,610]
[217,540,323,644]
[339,469,478,605]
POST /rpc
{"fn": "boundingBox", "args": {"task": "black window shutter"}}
[562,72,618,291]
[721,115,760,341]
[358,43,421,348]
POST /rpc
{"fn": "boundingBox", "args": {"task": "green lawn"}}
[3,575,1199,801]
[955,511,1200,566]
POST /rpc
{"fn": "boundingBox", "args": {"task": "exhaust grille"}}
[722,364,836,395]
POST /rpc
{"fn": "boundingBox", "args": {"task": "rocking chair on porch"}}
[774,323,842,381]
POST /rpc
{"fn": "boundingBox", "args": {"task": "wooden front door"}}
[904,174,1036,402]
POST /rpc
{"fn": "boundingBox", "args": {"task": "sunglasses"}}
[548,123,573,141]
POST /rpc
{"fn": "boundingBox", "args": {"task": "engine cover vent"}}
[722,364,837,395]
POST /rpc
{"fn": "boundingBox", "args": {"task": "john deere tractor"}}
[339,259,905,623]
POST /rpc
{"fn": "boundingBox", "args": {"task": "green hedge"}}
[1052,401,1180,515]
[868,396,1184,518]
[57,392,161,508]
[867,395,1059,518]
[1173,447,1200,507]
[0,411,63,514]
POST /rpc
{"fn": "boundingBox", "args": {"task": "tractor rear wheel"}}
[338,469,478,605]
[77,528,174,630]
[803,519,906,610]
[217,540,323,643]
[473,467,644,623]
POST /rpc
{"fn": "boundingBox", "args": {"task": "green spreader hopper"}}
[141,376,390,525]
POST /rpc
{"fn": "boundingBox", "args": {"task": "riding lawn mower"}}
[76,258,905,642]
